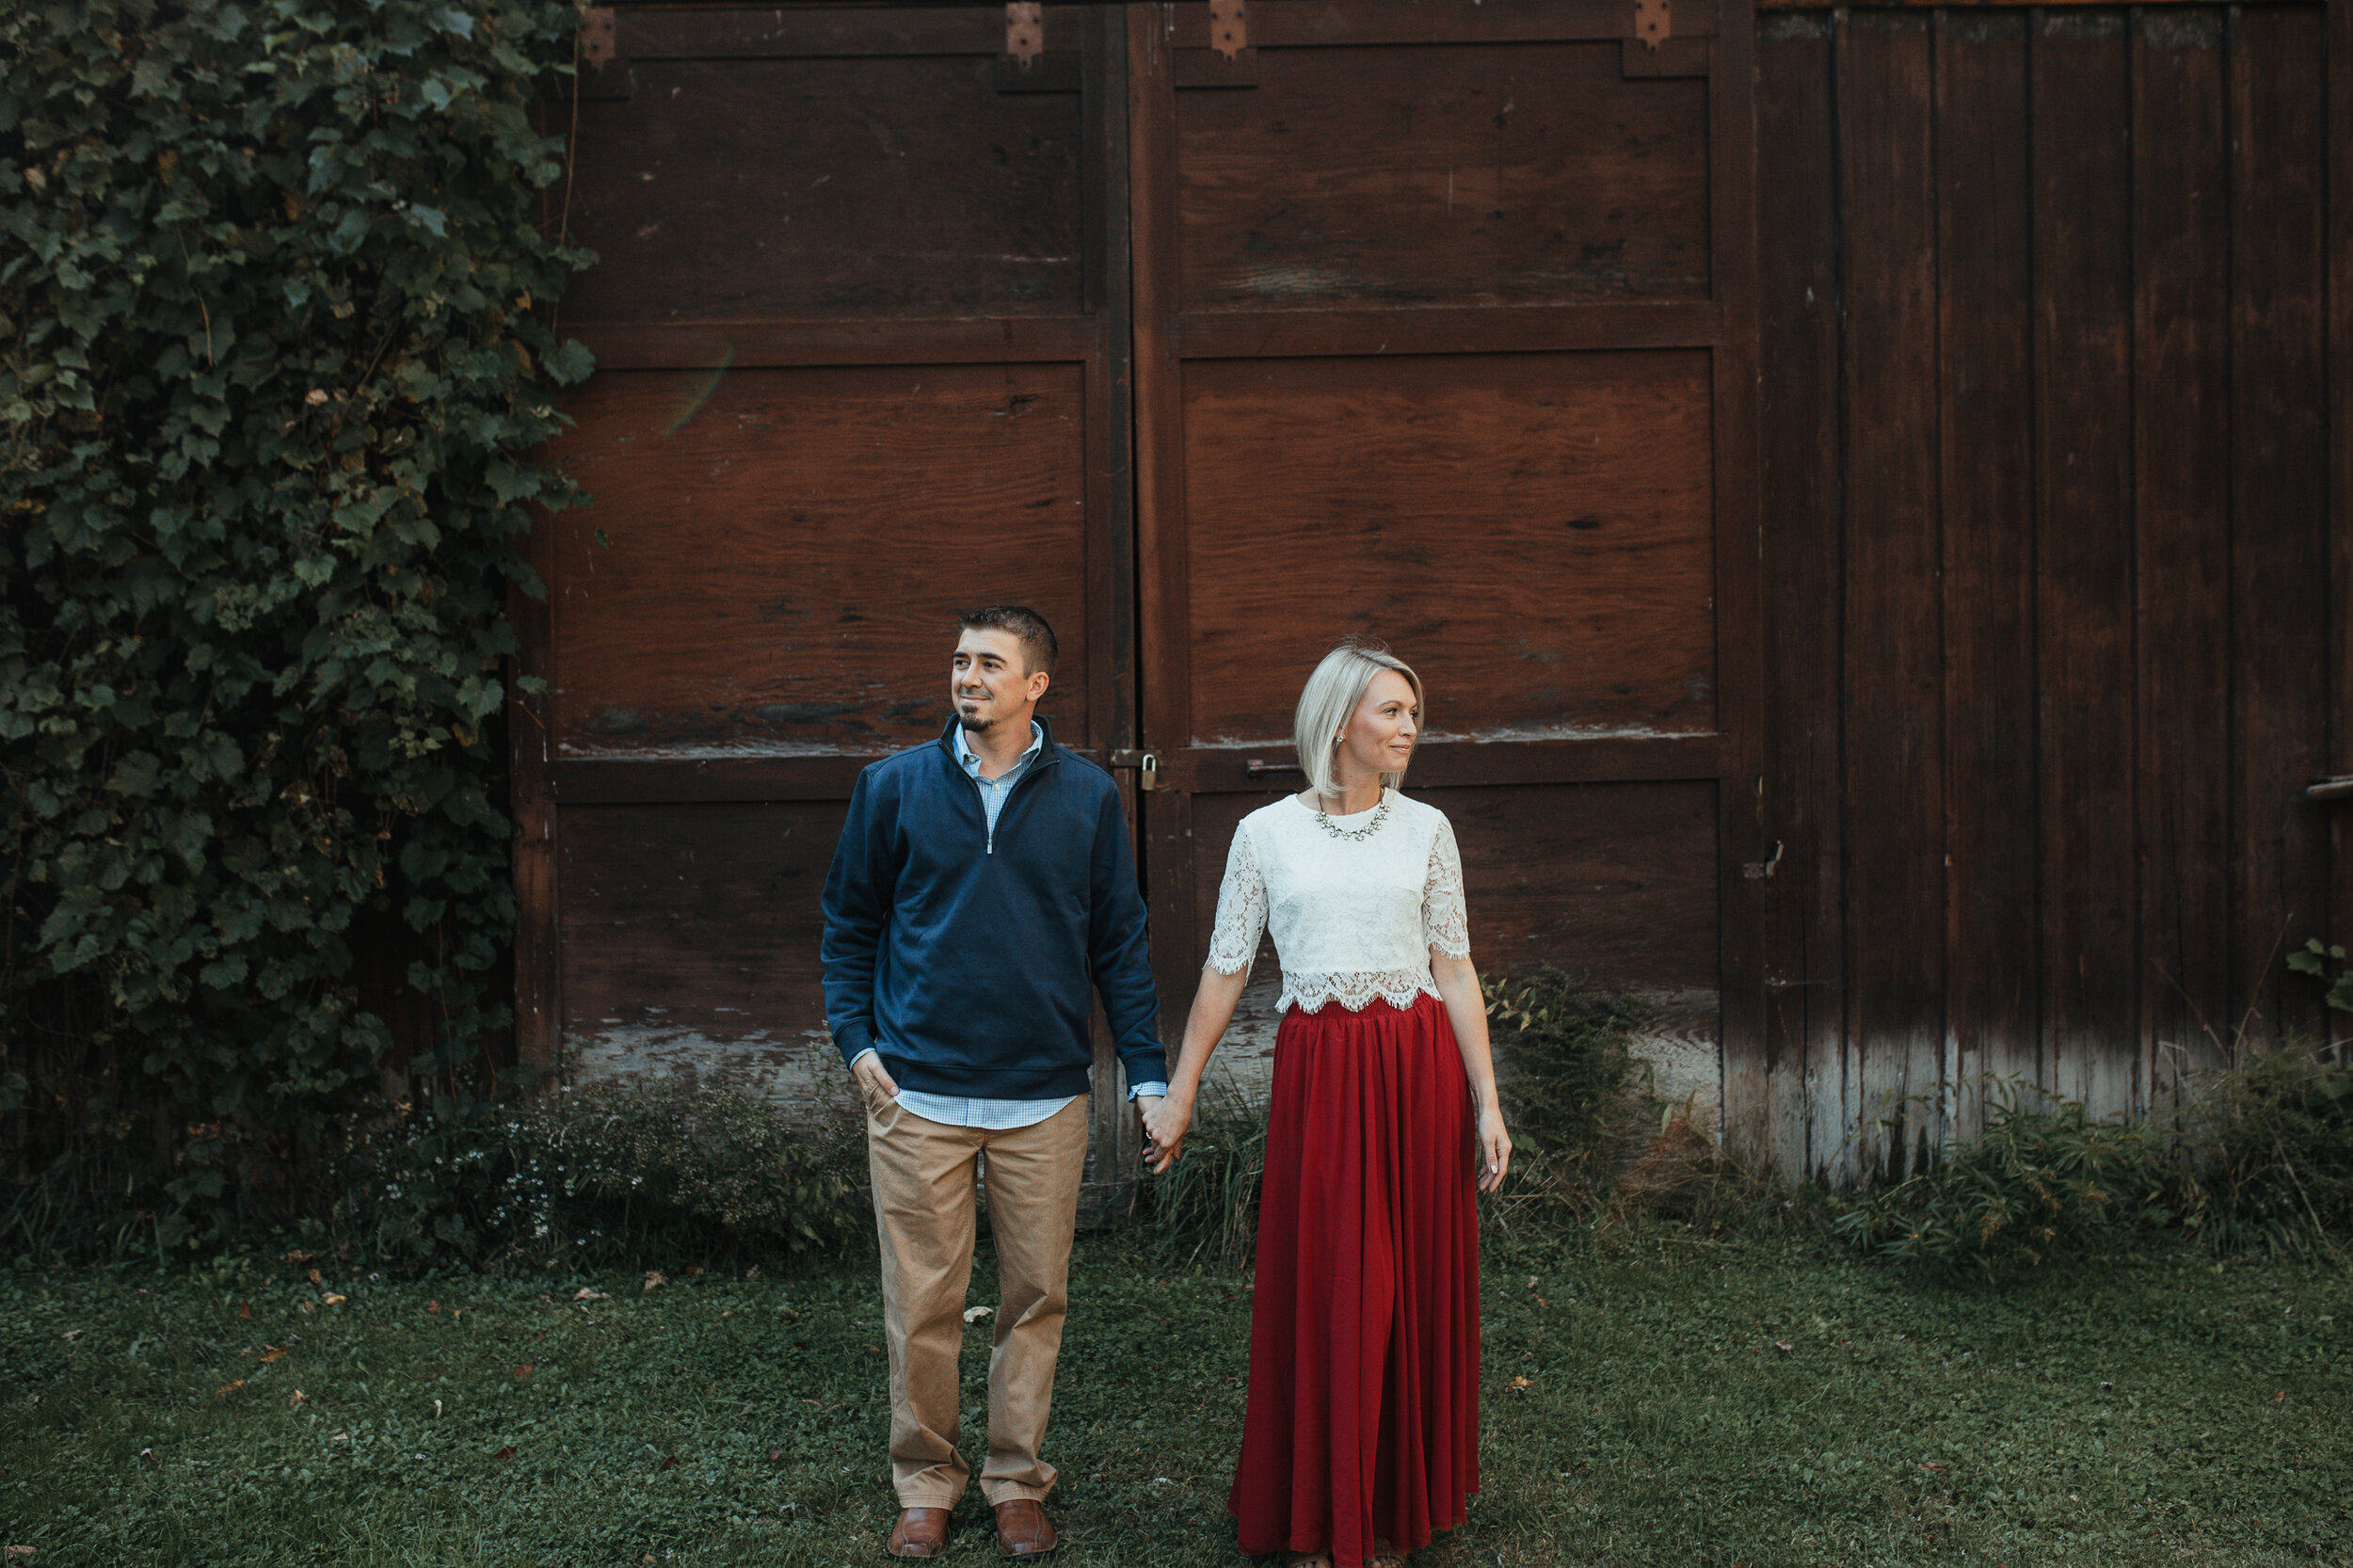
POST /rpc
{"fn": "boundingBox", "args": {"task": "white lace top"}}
[1204,788,1472,1015]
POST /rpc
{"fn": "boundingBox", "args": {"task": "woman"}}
[1142,639,1512,1568]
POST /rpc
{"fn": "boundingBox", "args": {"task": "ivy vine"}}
[0,0,592,1245]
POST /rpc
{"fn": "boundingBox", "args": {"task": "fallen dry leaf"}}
[426,1300,440,1314]
[215,1380,246,1398]
[658,1455,680,1471]
[572,1287,608,1302]
[1774,1340,1794,1353]
[238,1301,253,1320]
[514,1365,534,1379]
[288,1390,308,1408]
[1919,1462,1949,1472]
[491,1446,517,1461]
[259,1346,289,1364]
[59,1330,82,1342]
[744,1266,761,1280]
[308,1269,323,1285]
[766,1448,783,1462]
[6,1547,32,1560]
[281,1250,315,1264]
[1526,1276,1539,1289]
[321,1294,346,1305]
[296,1301,315,1315]
[721,1309,736,1319]
[1508,1376,1533,1391]
[643,1271,667,1293]
[962,1305,993,1323]
[683,1265,704,1277]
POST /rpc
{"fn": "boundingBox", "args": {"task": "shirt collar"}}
[953,718,1044,776]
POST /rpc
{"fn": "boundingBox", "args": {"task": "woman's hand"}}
[1474,1102,1513,1193]
[1140,1092,1193,1175]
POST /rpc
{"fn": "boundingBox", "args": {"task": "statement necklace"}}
[1312,791,1389,841]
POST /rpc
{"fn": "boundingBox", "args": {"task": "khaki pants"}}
[864,1091,1090,1509]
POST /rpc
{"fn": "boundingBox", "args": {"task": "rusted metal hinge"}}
[580,6,616,68]
[1005,2,1043,68]
[1209,0,1247,61]
[1633,0,1671,51]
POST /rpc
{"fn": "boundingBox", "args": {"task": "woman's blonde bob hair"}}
[1292,638,1426,800]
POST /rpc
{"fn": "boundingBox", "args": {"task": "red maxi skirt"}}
[1228,992,1481,1568]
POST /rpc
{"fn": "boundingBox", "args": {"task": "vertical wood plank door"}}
[1125,1,1765,1150]
[525,6,1146,1213]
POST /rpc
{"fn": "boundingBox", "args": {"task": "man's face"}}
[950,628,1048,733]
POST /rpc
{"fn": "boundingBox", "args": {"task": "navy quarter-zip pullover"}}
[820,716,1167,1100]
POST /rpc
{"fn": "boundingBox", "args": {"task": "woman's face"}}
[1337,668,1420,782]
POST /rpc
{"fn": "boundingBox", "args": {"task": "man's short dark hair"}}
[958,605,1058,676]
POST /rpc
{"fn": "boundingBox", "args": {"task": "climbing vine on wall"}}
[0,0,592,1245]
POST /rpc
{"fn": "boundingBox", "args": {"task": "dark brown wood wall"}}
[1754,3,2348,1183]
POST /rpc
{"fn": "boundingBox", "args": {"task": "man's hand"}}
[852,1051,900,1109]
[1139,1093,1192,1175]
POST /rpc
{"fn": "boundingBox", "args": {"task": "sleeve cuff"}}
[847,1048,878,1070]
[1127,1080,1168,1100]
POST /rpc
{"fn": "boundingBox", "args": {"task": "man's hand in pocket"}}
[853,1052,900,1108]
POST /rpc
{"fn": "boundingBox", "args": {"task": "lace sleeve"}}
[1204,822,1268,974]
[1422,816,1471,959]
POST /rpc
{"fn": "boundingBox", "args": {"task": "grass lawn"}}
[1,1225,2345,1567]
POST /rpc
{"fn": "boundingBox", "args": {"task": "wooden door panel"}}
[1181,351,1716,743]
[563,35,1086,322]
[1130,0,1761,1144]
[558,802,848,1104]
[547,363,1094,758]
[1176,43,1710,309]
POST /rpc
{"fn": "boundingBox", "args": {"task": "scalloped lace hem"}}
[1278,969,1444,1016]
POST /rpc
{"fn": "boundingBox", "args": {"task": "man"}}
[821,605,1167,1560]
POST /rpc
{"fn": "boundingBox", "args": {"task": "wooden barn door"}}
[517,6,1148,1208]
[1122,1,1767,1147]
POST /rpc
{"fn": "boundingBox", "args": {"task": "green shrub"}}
[2158,1038,2353,1257]
[1834,1089,2175,1282]
[336,1076,871,1271]
[1839,1043,2353,1282]
[0,0,593,1247]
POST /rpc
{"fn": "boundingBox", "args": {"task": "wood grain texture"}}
[2228,7,2331,1048]
[1935,11,2037,1140]
[2033,13,2137,1120]
[1176,41,1709,310]
[2332,0,2353,1013]
[2133,8,2233,1078]
[1198,0,1722,48]
[562,55,1084,324]
[1837,12,1945,1180]
[1754,11,1848,1181]
[1180,351,1718,744]
[558,801,845,1049]
[1711,8,1770,1168]
[512,495,561,1071]
[546,364,1092,757]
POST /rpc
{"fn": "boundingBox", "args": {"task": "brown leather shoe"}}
[992,1497,1058,1559]
[886,1506,952,1559]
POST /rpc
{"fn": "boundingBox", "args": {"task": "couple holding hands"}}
[821,606,1513,1567]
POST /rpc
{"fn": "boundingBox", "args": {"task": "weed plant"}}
[1839,1040,2353,1282]
[285,1078,868,1274]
